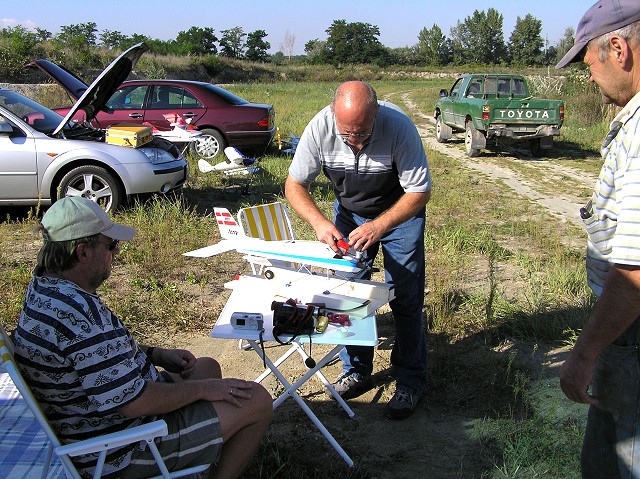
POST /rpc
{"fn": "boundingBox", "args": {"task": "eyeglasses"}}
[97,238,119,251]
[338,130,372,142]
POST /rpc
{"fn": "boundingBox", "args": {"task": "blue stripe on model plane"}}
[240,247,357,268]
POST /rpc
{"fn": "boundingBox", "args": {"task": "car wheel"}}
[191,128,226,160]
[57,165,123,212]
[465,123,481,157]
[436,115,452,143]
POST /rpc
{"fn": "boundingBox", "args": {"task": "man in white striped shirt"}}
[556,1,640,477]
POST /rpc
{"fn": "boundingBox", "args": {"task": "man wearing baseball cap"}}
[12,197,272,479]
[556,1,640,477]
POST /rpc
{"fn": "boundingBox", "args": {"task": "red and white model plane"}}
[183,208,366,275]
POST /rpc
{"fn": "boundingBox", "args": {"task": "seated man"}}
[12,196,273,479]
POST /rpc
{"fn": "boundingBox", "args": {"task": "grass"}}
[0,76,606,478]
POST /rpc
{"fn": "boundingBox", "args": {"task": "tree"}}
[556,27,575,63]
[450,9,507,65]
[35,28,51,42]
[508,14,544,66]
[100,29,128,50]
[280,30,295,60]
[245,30,270,62]
[304,39,329,64]
[416,24,451,66]
[56,22,98,48]
[0,25,42,80]
[325,20,388,66]
[175,26,218,55]
[219,27,246,59]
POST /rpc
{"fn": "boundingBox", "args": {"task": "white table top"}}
[211,270,395,347]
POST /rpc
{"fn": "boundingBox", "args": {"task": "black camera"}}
[271,299,318,341]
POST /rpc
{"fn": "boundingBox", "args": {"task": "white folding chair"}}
[237,202,297,275]
[0,324,208,479]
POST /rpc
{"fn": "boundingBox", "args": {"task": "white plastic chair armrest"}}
[55,419,168,457]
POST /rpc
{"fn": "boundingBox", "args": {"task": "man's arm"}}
[285,174,344,252]
[561,264,640,404]
[118,377,256,417]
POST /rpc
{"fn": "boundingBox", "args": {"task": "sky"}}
[1,0,588,56]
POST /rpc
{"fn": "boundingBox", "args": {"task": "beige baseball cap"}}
[41,197,135,242]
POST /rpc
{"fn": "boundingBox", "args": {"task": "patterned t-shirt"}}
[13,270,163,478]
[583,91,640,296]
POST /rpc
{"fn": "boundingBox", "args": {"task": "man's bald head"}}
[331,82,379,143]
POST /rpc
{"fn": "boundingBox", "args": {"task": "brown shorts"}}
[121,400,223,478]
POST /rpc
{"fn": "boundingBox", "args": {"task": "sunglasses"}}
[98,238,120,251]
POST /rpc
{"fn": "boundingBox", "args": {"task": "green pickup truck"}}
[434,74,564,157]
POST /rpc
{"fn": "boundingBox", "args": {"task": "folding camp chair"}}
[0,324,209,479]
[237,202,297,275]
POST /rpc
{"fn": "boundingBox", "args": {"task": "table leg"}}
[292,343,355,418]
[247,340,355,467]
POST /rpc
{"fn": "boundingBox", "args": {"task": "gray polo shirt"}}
[289,101,431,218]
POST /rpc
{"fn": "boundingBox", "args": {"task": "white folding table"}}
[210,268,394,467]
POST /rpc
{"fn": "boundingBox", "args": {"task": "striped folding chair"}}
[0,324,208,479]
[237,202,297,275]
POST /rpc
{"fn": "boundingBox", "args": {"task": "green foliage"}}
[451,8,508,65]
[219,27,246,59]
[55,22,98,48]
[175,27,218,55]
[0,25,45,81]
[245,30,270,62]
[416,24,452,66]
[324,20,389,67]
[508,14,544,66]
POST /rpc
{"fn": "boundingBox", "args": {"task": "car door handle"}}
[128,113,143,118]
[181,113,197,118]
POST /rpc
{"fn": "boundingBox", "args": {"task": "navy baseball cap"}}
[556,0,640,68]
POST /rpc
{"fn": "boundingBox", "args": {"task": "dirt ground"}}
[161,97,595,479]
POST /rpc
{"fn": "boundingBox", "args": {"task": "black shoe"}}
[385,386,424,420]
[332,371,373,400]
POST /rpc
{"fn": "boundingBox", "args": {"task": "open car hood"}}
[27,43,148,135]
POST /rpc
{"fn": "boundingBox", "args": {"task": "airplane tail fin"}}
[214,208,245,239]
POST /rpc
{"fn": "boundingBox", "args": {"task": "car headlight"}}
[139,147,176,164]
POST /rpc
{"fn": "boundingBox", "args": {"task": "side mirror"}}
[0,119,13,134]
[439,89,449,98]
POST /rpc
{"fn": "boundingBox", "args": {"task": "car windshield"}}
[203,84,249,105]
[0,89,65,135]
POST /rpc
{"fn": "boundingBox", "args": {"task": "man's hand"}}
[156,348,197,379]
[348,220,384,252]
[559,351,598,405]
[200,378,255,408]
[312,218,344,254]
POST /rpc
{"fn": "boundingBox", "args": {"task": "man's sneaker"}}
[385,385,424,420]
[332,371,373,400]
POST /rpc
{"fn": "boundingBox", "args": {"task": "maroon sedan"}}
[29,60,276,159]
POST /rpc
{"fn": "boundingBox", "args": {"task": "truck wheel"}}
[436,116,452,143]
[465,123,481,157]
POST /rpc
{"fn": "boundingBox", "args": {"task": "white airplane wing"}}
[183,240,236,258]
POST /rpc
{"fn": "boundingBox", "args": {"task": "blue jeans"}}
[581,322,640,478]
[334,201,428,392]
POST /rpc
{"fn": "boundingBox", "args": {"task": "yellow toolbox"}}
[105,124,153,148]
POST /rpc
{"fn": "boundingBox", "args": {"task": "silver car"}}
[0,43,188,211]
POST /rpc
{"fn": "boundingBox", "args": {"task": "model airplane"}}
[197,147,260,176]
[183,208,367,275]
